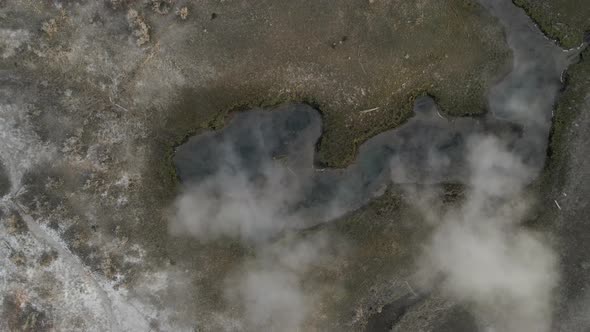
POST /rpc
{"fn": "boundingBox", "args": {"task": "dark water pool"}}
[174,97,522,226]
[0,161,10,198]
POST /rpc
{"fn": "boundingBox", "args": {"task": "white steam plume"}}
[413,135,558,332]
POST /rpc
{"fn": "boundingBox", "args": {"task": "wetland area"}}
[1,0,589,331]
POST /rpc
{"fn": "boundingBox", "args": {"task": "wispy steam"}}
[223,232,345,331]
[413,136,557,332]
[169,157,304,242]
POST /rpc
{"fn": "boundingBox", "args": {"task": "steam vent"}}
[1,0,589,331]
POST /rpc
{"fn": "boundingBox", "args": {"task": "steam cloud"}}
[223,232,345,331]
[412,136,557,332]
[170,110,558,332]
[170,117,559,330]
[170,158,304,242]
[407,1,578,330]
[169,109,348,330]
[169,116,560,331]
